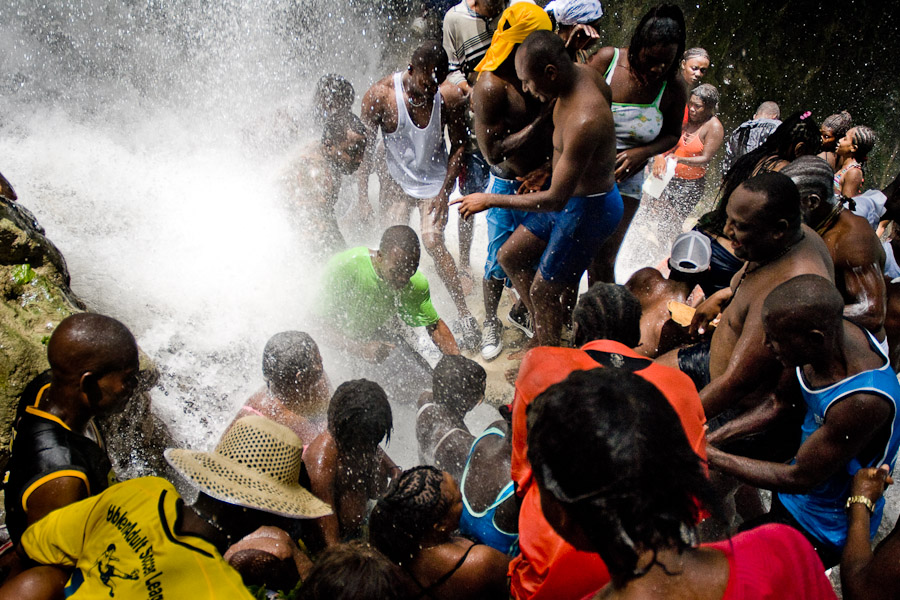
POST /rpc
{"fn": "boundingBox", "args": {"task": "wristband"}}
[846,495,875,514]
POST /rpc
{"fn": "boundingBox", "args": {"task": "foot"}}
[507,306,534,339]
[454,316,482,351]
[480,318,503,361]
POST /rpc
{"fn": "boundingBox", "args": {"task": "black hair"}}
[851,125,877,165]
[314,74,355,123]
[763,274,844,337]
[822,111,852,139]
[572,283,642,348]
[379,225,420,257]
[298,541,409,600]
[627,4,686,86]
[369,466,450,565]
[740,171,803,230]
[327,379,392,452]
[432,355,487,414]
[48,312,139,378]
[781,156,837,210]
[698,111,820,235]
[322,112,367,148]
[410,41,449,83]
[520,29,571,70]
[262,331,322,391]
[527,368,712,581]
[690,83,718,112]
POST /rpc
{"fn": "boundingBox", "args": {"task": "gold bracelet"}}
[846,495,875,514]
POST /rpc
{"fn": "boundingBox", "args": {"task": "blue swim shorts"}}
[523,185,624,283]
[484,173,528,283]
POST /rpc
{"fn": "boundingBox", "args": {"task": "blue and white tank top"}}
[779,326,900,549]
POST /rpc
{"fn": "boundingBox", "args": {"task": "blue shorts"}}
[523,185,624,283]
[460,152,491,195]
[484,174,528,283]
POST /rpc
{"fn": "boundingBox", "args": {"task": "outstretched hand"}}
[426,194,449,223]
[451,193,491,219]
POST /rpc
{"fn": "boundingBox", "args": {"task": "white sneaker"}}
[481,318,503,361]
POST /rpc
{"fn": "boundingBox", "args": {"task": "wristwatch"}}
[846,495,875,514]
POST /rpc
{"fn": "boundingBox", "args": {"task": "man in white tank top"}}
[359,42,481,350]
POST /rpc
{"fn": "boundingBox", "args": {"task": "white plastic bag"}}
[642,156,677,199]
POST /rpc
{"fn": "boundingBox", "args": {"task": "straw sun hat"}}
[165,416,332,519]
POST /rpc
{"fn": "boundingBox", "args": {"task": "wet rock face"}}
[0,197,169,474]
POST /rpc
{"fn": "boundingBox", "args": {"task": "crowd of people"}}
[1,0,899,598]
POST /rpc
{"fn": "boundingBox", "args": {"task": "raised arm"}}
[707,392,894,493]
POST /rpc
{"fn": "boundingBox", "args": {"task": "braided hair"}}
[682,47,709,63]
[328,379,392,453]
[369,466,451,566]
[698,111,820,235]
[822,111,852,140]
[851,125,877,167]
[572,283,642,348]
[781,156,838,209]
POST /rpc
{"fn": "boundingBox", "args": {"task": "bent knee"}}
[422,232,446,254]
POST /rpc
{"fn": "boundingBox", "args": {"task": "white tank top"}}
[383,72,448,199]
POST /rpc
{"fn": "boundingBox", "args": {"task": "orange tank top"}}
[674,129,707,180]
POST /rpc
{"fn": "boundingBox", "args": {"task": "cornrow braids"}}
[369,466,450,565]
[572,284,642,348]
[781,156,838,208]
[852,125,877,165]
[822,111,852,139]
[698,111,820,235]
[682,47,709,63]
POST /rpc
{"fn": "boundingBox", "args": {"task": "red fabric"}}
[706,524,838,599]
[674,130,707,179]
[508,340,708,600]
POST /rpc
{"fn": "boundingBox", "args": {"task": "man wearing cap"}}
[0,417,330,599]
[358,41,480,350]
[625,231,712,358]
[454,30,621,349]
[469,1,554,360]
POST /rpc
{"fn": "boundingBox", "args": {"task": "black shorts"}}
[677,340,711,390]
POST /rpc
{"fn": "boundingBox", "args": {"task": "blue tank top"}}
[458,427,518,555]
[779,327,900,549]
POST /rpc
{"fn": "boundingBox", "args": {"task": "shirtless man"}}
[229,331,331,443]
[4,313,141,546]
[625,231,710,358]
[454,30,621,348]
[283,113,367,258]
[783,157,887,347]
[301,380,400,551]
[469,2,553,359]
[358,42,479,349]
[658,172,835,420]
[707,275,900,567]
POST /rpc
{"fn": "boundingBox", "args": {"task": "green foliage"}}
[10,264,35,285]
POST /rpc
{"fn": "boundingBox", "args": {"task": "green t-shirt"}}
[318,246,440,339]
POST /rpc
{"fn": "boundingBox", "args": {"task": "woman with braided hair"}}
[818,111,853,169]
[527,368,837,599]
[369,466,510,599]
[834,125,877,198]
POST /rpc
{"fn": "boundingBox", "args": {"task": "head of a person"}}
[375,225,421,289]
[680,47,709,86]
[546,0,604,45]
[687,83,718,124]
[837,125,877,163]
[314,74,355,123]
[571,283,642,348]
[527,368,711,580]
[781,156,837,223]
[369,466,463,566]
[47,313,140,416]
[328,379,392,454]
[724,171,802,262]
[470,0,506,19]
[762,111,821,161]
[262,331,323,398]
[754,101,780,121]
[407,41,449,99]
[515,30,573,102]
[476,3,552,75]
[820,111,852,151]
[432,355,487,417]
[762,275,844,367]
[322,113,367,175]
[627,4,685,86]
[298,541,409,600]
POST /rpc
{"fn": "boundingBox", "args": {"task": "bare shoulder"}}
[362,76,395,111]
[625,267,666,296]
[579,64,612,104]
[440,80,466,108]
[587,45,616,73]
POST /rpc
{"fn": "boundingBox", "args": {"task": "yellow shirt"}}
[21,476,254,600]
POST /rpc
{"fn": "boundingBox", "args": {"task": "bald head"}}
[763,275,844,337]
[755,101,780,120]
[48,313,139,380]
[519,29,570,72]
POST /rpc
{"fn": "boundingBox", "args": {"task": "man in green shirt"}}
[317,225,460,363]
